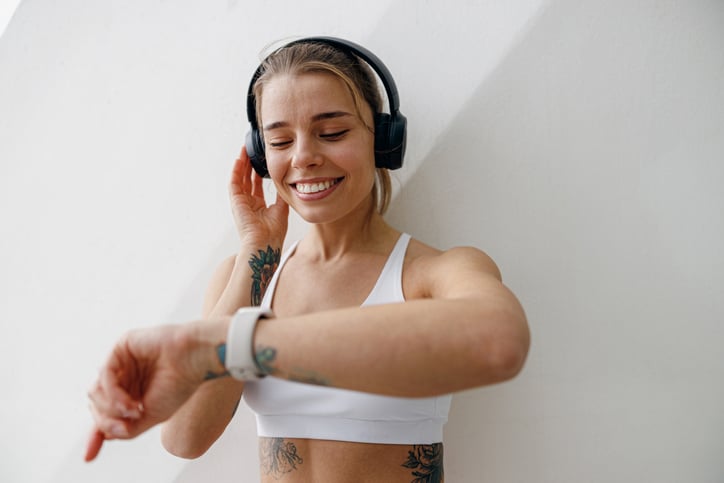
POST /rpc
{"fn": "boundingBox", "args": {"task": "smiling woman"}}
[85,37,530,483]
[261,73,377,224]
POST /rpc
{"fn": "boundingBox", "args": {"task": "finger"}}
[88,389,136,438]
[87,380,109,412]
[88,389,142,429]
[97,350,143,419]
[84,428,105,462]
[88,400,131,440]
[230,147,252,196]
[241,148,253,194]
[87,380,123,421]
[230,156,243,196]
[99,372,139,418]
[251,168,265,199]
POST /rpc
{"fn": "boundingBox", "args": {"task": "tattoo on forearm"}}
[249,245,281,306]
[259,437,303,478]
[287,368,331,386]
[402,444,444,483]
[255,346,279,376]
[255,345,331,386]
[204,343,230,380]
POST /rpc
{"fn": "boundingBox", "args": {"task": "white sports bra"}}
[242,233,452,444]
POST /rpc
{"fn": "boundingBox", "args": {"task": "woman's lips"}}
[291,177,344,197]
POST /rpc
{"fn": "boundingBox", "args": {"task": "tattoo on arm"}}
[249,246,281,306]
[402,444,444,483]
[259,437,303,478]
[255,345,331,386]
[255,346,279,376]
[287,367,331,387]
[204,343,230,380]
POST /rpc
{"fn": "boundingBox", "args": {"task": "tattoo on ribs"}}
[249,245,281,306]
[259,437,303,478]
[402,444,444,483]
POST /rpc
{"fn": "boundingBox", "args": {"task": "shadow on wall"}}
[387,0,724,481]
[384,5,557,479]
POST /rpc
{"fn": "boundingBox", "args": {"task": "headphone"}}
[245,36,407,178]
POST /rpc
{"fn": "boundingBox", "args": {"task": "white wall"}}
[1,1,722,482]
[0,0,22,39]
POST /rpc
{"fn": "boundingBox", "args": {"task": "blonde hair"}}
[252,41,392,215]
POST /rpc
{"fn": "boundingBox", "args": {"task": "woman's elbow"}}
[494,337,529,381]
[481,321,530,384]
[161,424,212,460]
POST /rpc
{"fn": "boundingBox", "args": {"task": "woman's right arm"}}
[160,254,244,459]
[161,149,288,458]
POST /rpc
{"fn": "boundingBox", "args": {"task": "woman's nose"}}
[290,136,323,170]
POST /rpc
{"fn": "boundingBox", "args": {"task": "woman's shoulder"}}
[407,236,499,268]
[405,237,503,290]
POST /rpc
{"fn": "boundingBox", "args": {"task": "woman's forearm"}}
[207,244,282,317]
[253,292,529,398]
[161,243,282,457]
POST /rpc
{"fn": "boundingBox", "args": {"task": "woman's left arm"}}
[85,248,528,455]
[253,247,530,397]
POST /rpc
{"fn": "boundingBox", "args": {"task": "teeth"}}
[296,179,338,194]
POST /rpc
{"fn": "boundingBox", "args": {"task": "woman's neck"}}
[301,213,399,262]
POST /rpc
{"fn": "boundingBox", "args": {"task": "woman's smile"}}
[291,177,345,200]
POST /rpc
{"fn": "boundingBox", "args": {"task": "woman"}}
[87,37,529,482]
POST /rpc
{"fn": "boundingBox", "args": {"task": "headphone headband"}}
[245,36,406,177]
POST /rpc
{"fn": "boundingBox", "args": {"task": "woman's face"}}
[260,72,377,225]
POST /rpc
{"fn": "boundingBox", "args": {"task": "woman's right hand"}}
[229,147,289,248]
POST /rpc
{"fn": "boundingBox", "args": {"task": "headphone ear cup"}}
[374,112,407,170]
[245,128,269,177]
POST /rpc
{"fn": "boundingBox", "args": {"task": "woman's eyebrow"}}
[263,111,353,131]
[312,111,353,122]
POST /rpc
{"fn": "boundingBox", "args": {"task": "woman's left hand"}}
[229,146,289,249]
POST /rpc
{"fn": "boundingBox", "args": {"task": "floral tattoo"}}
[402,444,444,483]
[259,437,303,478]
[249,245,281,306]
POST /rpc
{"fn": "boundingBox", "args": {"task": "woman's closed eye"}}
[268,139,292,148]
[267,129,350,148]
[320,129,349,141]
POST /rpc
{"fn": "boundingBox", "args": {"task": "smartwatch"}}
[225,306,273,380]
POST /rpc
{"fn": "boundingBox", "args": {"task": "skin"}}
[86,72,530,482]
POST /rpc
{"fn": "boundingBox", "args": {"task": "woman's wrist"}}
[181,317,233,382]
[235,242,283,306]
[225,307,275,380]
[237,234,285,249]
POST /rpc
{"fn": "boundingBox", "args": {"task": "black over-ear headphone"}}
[245,36,407,178]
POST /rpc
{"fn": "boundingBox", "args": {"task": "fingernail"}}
[116,402,140,419]
[110,423,128,438]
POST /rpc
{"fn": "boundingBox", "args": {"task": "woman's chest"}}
[269,255,388,316]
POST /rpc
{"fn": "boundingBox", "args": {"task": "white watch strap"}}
[226,307,273,380]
